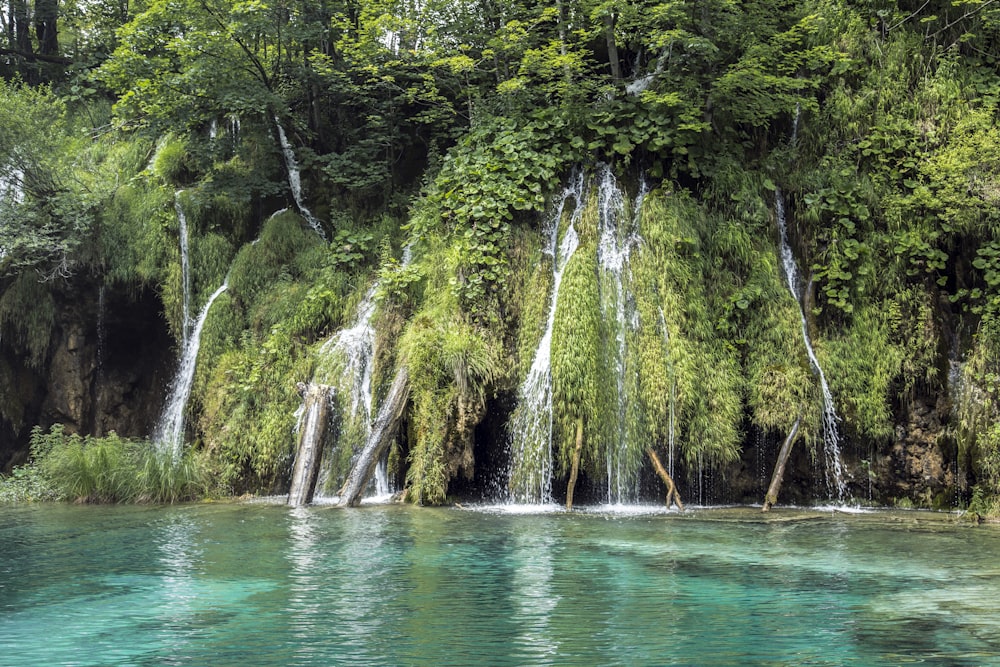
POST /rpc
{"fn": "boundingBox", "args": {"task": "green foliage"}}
[551,236,606,477]
[400,290,499,505]
[633,191,744,469]
[0,79,94,279]
[416,116,571,313]
[227,211,324,306]
[801,166,875,314]
[0,273,56,369]
[0,463,58,503]
[29,425,208,503]
[151,137,192,186]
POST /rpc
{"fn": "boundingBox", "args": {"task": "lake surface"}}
[2,502,999,666]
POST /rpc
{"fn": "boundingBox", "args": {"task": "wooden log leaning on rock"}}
[647,447,684,511]
[336,366,410,508]
[287,383,334,507]
[762,416,802,512]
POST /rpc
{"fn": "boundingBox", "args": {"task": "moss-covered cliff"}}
[3,0,1000,511]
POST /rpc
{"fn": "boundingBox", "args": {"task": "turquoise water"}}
[2,503,999,666]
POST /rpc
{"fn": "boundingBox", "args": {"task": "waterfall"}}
[154,277,229,458]
[175,192,192,343]
[596,166,646,504]
[298,243,415,500]
[321,285,379,424]
[508,172,586,503]
[625,49,668,96]
[274,120,324,239]
[775,188,846,499]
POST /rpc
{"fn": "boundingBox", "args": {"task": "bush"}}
[29,425,208,503]
[0,464,58,502]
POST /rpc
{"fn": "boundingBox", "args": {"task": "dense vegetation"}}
[2,0,1000,512]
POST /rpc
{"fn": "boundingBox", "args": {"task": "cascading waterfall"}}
[274,119,324,239]
[596,166,646,504]
[508,172,585,504]
[175,192,192,342]
[298,244,415,500]
[154,276,229,458]
[625,49,668,96]
[775,188,846,499]
[321,286,379,425]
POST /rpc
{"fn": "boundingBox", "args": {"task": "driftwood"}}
[762,416,802,512]
[565,417,584,510]
[337,367,409,507]
[647,447,684,511]
[287,383,334,507]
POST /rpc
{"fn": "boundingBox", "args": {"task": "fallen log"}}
[762,416,802,512]
[336,366,409,507]
[647,447,684,511]
[287,383,334,507]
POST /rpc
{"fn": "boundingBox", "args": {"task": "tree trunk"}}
[762,416,802,512]
[565,416,583,510]
[647,447,684,510]
[34,0,58,56]
[337,366,409,507]
[604,13,622,84]
[287,383,334,507]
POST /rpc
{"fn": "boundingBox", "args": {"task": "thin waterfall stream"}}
[175,192,192,342]
[596,166,646,504]
[274,120,324,239]
[508,172,585,504]
[289,244,415,504]
[154,277,229,458]
[775,188,846,499]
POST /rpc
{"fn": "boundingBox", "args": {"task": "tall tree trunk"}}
[647,447,684,510]
[337,366,409,507]
[34,0,57,56]
[565,416,584,510]
[762,416,802,512]
[12,0,31,55]
[604,13,622,84]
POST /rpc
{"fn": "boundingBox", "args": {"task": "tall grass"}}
[29,425,208,503]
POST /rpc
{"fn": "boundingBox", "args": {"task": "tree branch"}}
[0,46,71,64]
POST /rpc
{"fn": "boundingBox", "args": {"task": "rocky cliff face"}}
[0,281,172,471]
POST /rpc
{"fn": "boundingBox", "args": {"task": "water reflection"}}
[510,524,559,663]
[4,505,1000,665]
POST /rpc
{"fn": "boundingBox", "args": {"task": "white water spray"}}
[274,119,324,239]
[508,172,586,503]
[154,278,229,458]
[175,192,192,343]
[596,166,646,504]
[775,188,846,499]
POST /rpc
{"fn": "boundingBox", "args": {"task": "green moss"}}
[0,273,56,369]
[151,136,192,186]
[400,291,499,505]
[228,211,323,306]
[550,236,606,477]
